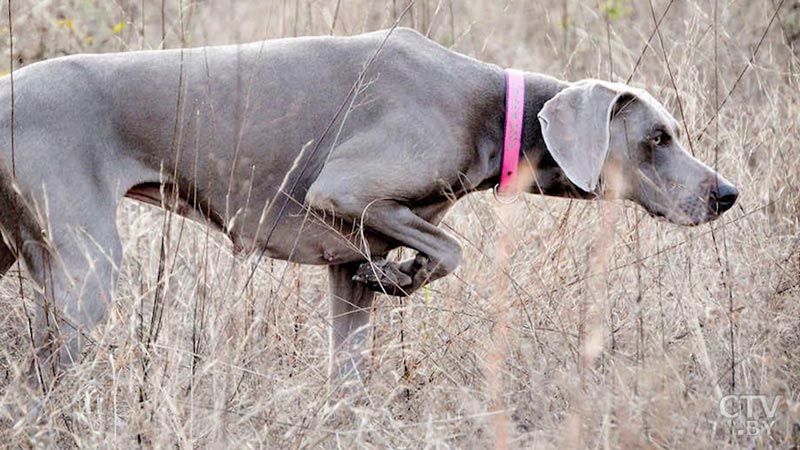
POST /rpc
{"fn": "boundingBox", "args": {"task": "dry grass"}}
[1,0,800,448]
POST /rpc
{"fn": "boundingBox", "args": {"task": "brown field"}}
[1,0,799,448]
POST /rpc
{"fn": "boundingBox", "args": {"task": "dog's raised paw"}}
[352,260,413,295]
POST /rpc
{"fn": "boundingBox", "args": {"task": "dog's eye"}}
[651,131,670,147]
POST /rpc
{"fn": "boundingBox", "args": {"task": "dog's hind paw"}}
[352,259,413,295]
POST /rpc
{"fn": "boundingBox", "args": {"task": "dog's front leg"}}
[352,202,462,295]
[328,262,375,391]
[307,177,462,295]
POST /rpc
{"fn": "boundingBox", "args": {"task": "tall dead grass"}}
[0,0,799,448]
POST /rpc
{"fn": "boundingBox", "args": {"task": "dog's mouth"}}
[639,200,712,227]
[643,207,695,226]
[645,208,665,219]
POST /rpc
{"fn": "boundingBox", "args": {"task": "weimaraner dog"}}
[0,28,738,386]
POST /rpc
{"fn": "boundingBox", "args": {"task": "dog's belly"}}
[225,195,453,266]
[230,213,396,266]
[228,197,455,266]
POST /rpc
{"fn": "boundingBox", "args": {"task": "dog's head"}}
[537,80,738,226]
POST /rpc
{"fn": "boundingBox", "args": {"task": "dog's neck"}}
[471,72,593,200]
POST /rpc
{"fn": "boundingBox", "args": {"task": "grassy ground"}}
[1,0,799,448]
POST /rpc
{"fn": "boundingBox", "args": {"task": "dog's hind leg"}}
[328,262,376,393]
[18,194,124,384]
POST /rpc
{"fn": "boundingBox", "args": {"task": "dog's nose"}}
[710,182,739,214]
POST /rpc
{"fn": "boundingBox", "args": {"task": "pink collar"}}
[495,68,526,201]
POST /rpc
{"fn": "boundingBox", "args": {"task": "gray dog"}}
[0,28,737,384]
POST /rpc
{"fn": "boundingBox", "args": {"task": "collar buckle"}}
[493,184,518,204]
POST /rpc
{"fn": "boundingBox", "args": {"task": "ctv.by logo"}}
[711,394,783,438]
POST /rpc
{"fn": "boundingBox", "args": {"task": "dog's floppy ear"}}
[537,80,629,193]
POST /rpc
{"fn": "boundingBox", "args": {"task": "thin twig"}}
[696,0,786,142]
[6,0,46,392]
[626,0,675,84]
[329,0,341,35]
[603,1,613,79]
[647,0,696,156]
